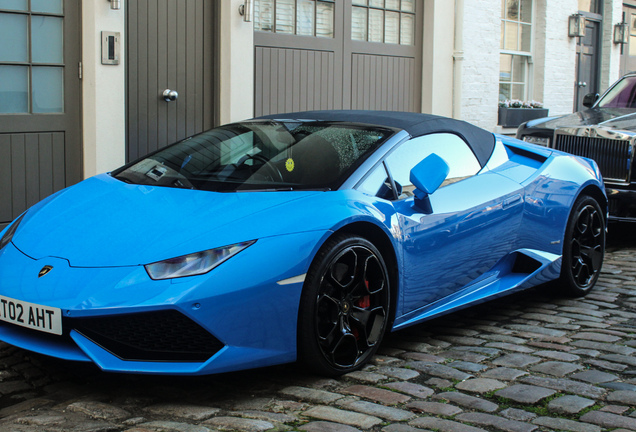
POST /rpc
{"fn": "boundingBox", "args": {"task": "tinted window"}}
[598,76,636,109]
[113,121,393,192]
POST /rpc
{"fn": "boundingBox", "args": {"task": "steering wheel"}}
[238,154,284,182]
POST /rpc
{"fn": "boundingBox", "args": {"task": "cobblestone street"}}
[0,230,635,432]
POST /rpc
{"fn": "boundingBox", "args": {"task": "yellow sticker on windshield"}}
[286,158,295,172]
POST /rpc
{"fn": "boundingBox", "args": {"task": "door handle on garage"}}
[163,89,178,102]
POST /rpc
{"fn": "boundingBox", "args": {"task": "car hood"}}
[529,107,636,132]
[12,174,323,267]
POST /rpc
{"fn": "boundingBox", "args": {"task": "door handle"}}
[577,82,587,88]
[163,89,178,102]
[502,194,523,210]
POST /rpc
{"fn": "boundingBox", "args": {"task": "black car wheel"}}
[559,195,605,297]
[298,234,390,376]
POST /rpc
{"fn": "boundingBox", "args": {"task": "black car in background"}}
[517,72,636,221]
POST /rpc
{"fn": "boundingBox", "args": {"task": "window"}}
[578,0,600,14]
[254,0,335,38]
[351,0,415,45]
[358,134,481,200]
[499,0,532,101]
[0,0,65,114]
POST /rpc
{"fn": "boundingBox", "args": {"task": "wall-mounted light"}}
[614,22,629,44]
[108,0,121,10]
[239,0,253,22]
[568,13,586,38]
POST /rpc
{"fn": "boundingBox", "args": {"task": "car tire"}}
[558,195,605,297]
[298,233,391,376]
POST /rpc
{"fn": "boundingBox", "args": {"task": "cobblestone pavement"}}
[0,240,635,431]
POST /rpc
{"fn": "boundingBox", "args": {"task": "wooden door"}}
[574,18,600,111]
[127,0,214,162]
[0,0,82,229]
[254,0,422,116]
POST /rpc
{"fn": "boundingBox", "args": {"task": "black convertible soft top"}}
[257,110,496,167]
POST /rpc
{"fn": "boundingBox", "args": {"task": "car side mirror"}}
[409,153,449,212]
[582,93,599,108]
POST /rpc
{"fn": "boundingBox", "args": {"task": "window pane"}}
[0,13,27,62]
[500,20,505,49]
[385,11,399,44]
[0,0,27,11]
[32,15,64,63]
[578,0,598,14]
[500,54,512,82]
[31,0,63,14]
[352,0,367,5]
[275,0,295,34]
[520,23,531,52]
[499,83,511,101]
[400,13,414,45]
[503,22,519,50]
[255,0,274,31]
[316,1,334,38]
[369,8,384,42]
[401,0,414,12]
[505,0,518,20]
[385,0,399,10]
[369,0,384,7]
[520,0,531,23]
[351,6,367,41]
[32,66,64,113]
[512,55,526,83]
[297,0,314,36]
[512,83,525,100]
[0,65,28,113]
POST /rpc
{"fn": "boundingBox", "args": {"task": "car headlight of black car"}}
[145,240,255,280]
[0,213,26,251]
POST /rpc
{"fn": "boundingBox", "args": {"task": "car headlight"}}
[522,136,550,147]
[0,213,26,251]
[144,240,255,280]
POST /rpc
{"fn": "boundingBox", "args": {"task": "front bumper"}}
[0,230,325,374]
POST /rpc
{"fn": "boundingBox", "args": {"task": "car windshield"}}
[112,121,394,192]
[598,76,636,109]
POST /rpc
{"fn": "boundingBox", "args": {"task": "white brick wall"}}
[534,0,577,116]
[457,0,501,130]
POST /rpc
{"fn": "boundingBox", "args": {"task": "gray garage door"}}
[0,0,82,229]
[127,0,215,162]
[254,0,422,116]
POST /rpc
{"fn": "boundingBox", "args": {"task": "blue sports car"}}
[0,111,606,376]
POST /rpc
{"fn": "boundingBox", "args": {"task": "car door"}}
[362,133,525,318]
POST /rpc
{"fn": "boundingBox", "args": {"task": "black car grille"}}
[72,310,224,362]
[553,134,632,183]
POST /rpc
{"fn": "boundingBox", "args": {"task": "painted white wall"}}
[82,0,126,178]
[421,0,454,117]
[218,0,255,125]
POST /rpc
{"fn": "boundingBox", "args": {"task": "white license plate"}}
[0,295,62,335]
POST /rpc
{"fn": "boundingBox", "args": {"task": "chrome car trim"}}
[552,126,635,185]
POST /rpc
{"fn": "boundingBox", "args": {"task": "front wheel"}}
[558,195,605,297]
[298,234,391,376]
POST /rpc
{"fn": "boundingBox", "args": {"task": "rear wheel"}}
[558,195,605,297]
[298,234,391,376]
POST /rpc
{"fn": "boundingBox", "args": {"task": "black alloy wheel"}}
[559,195,605,297]
[298,234,391,376]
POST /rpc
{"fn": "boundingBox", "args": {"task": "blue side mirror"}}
[410,153,450,196]
[409,153,449,212]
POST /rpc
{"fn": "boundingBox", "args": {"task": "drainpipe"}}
[453,0,464,120]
